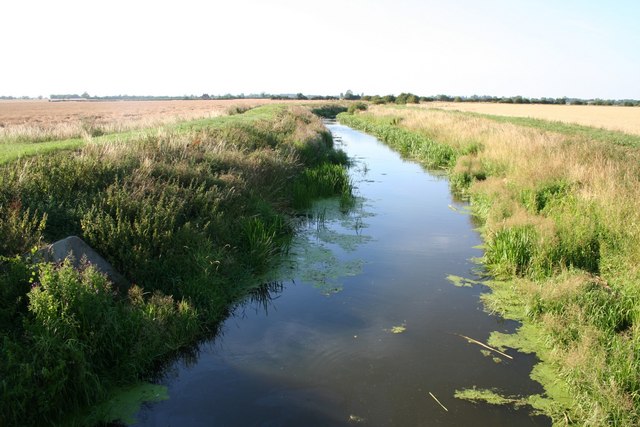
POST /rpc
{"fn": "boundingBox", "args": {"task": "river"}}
[132,122,550,426]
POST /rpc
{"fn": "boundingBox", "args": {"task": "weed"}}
[0,104,352,425]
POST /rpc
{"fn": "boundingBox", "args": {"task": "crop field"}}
[422,102,640,135]
[0,99,301,143]
[0,99,337,164]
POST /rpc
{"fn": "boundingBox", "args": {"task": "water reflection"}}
[133,122,550,427]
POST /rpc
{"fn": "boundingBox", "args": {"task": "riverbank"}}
[338,106,640,425]
[0,105,351,425]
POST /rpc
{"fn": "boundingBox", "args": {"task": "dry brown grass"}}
[0,99,326,143]
[421,102,640,136]
[367,106,640,218]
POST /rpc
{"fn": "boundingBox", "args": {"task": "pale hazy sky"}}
[2,0,639,99]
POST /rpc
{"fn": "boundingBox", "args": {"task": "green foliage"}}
[338,112,456,169]
[0,105,352,425]
[0,260,199,426]
[485,225,539,277]
[347,102,368,114]
[0,255,32,332]
[310,104,348,118]
[0,199,46,256]
[292,164,353,209]
[395,92,419,104]
[521,180,573,213]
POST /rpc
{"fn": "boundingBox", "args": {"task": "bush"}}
[347,102,368,114]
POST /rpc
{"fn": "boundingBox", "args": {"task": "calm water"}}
[134,123,549,426]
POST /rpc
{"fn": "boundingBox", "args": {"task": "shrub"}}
[347,102,368,114]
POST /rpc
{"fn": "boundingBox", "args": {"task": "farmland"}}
[0,99,317,144]
[422,102,640,136]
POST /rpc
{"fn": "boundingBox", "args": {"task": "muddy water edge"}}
[131,121,551,426]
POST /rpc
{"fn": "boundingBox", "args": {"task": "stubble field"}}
[423,102,640,135]
[0,99,291,141]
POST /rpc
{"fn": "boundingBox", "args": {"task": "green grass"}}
[0,138,86,165]
[337,112,456,169]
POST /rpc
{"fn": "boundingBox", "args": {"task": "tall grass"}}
[0,105,352,425]
[337,112,456,169]
[339,105,640,425]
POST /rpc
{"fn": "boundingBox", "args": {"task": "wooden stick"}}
[457,334,514,360]
[429,392,449,412]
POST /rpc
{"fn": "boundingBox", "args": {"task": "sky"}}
[2,0,639,99]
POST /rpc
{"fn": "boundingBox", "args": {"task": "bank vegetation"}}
[0,105,351,425]
[339,105,640,426]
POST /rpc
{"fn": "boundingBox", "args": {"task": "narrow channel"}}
[133,122,550,426]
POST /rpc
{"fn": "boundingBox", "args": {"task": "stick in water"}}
[457,334,513,360]
[429,392,448,412]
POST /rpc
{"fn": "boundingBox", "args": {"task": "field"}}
[423,102,640,135]
[0,99,306,143]
[0,99,337,164]
[339,105,640,425]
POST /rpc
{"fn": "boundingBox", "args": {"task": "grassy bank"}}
[0,105,352,425]
[338,106,640,425]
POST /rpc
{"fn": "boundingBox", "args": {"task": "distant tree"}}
[344,90,359,100]
[81,91,90,98]
[296,93,308,100]
[382,94,396,103]
[395,93,419,104]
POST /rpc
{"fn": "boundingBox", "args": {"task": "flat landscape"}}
[423,102,640,135]
[0,99,297,141]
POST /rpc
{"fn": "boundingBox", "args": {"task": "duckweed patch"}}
[446,274,483,288]
[455,387,527,407]
[282,197,373,295]
[385,323,407,334]
[91,383,169,425]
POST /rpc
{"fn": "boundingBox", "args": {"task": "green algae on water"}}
[384,323,407,334]
[455,387,526,407]
[92,383,169,425]
[446,274,483,288]
[282,196,373,295]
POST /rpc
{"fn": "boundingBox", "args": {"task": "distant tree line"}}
[360,94,640,107]
[2,92,638,107]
